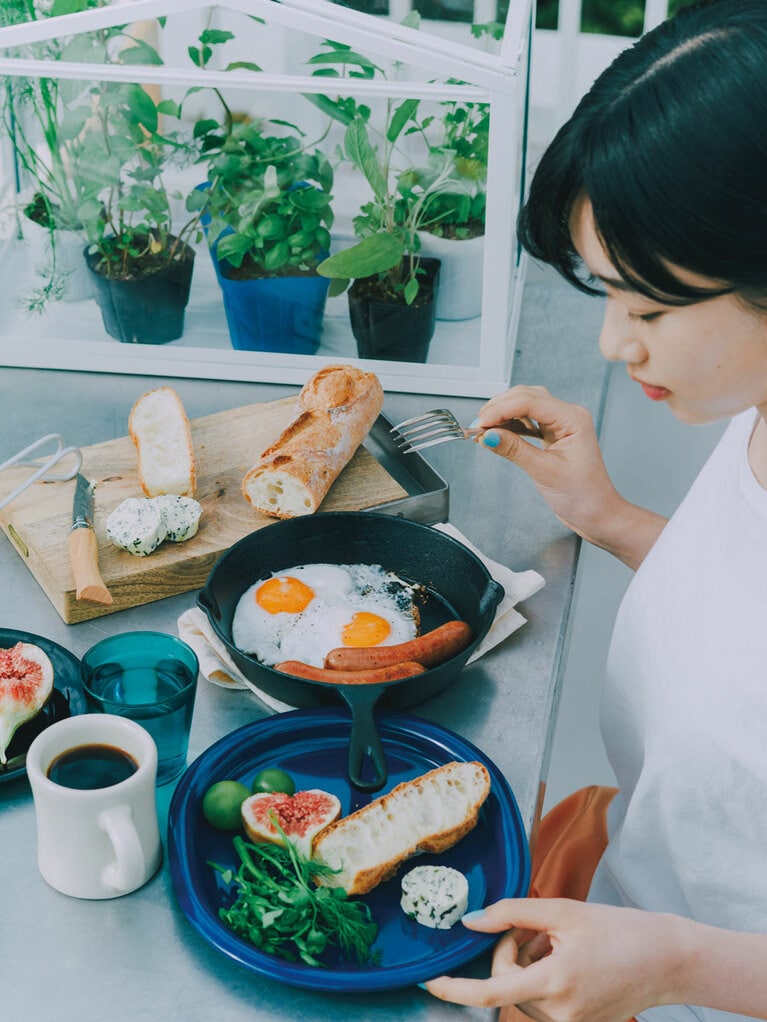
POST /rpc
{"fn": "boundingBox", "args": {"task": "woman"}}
[423,2,767,1020]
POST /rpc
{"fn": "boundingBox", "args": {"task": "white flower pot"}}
[416,231,484,321]
[24,217,93,302]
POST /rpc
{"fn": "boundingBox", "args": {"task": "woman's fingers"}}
[424,966,548,1011]
[474,385,586,440]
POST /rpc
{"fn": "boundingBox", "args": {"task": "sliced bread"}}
[128,386,196,498]
[311,760,491,895]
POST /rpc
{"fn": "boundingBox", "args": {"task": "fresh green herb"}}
[210,833,379,968]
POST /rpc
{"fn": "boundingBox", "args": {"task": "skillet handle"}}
[337,685,388,793]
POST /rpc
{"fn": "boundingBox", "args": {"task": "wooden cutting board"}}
[0,397,408,624]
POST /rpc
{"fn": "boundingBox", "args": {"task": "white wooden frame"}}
[0,0,533,397]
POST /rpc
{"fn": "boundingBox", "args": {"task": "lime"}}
[251,767,296,796]
[202,780,250,830]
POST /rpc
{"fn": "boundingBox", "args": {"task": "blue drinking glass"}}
[80,632,199,785]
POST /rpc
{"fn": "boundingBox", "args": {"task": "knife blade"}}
[69,474,113,605]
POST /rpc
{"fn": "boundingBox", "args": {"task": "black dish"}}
[0,628,87,782]
[198,512,504,791]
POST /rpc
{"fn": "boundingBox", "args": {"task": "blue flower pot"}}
[213,255,330,354]
[202,197,330,354]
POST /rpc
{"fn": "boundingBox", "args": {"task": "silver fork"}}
[390,408,544,453]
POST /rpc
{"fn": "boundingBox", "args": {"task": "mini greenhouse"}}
[0,0,533,396]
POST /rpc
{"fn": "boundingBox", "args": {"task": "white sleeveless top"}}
[588,409,767,1022]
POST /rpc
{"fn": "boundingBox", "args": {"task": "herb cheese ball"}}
[400,865,469,929]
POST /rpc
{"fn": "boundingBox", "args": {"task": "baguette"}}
[311,760,491,895]
[242,364,384,519]
[128,387,196,498]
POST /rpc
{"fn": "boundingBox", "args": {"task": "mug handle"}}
[98,804,147,894]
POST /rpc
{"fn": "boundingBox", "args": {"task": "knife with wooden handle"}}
[69,474,113,605]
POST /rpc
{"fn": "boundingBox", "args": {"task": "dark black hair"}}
[518,0,767,306]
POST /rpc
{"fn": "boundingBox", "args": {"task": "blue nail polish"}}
[469,417,481,428]
[461,909,486,923]
[482,431,500,449]
[417,982,429,991]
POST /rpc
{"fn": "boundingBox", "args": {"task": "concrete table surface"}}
[0,263,606,1021]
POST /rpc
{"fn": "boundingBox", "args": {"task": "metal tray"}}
[364,413,449,525]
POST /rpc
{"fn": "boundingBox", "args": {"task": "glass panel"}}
[0,1,528,394]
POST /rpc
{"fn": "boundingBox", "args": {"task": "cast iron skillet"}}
[198,512,504,792]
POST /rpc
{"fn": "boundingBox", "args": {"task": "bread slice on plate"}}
[311,760,491,895]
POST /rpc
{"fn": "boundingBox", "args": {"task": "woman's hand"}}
[472,386,667,569]
[423,898,685,1022]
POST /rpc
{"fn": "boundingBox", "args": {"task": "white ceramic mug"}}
[26,714,163,899]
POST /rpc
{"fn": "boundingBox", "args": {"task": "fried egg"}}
[232,563,419,668]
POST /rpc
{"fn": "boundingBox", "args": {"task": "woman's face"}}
[570,197,767,425]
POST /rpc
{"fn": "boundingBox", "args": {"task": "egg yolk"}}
[256,576,315,615]
[341,611,392,647]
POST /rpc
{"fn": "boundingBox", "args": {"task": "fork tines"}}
[390,409,466,453]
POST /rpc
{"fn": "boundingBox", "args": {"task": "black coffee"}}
[47,743,138,790]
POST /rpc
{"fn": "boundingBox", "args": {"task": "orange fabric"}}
[499,785,637,1022]
[529,784,618,900]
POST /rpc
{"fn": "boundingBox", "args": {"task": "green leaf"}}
[317,234,404,279]
[120,40,163,66]
[185,187,209,213]
[306,50,379,73]
[387,99,419,144]
[224,61,262,73]
[344,119,387,203]
[216,232,251,268]
[193,118,220,139]
[328,276,350,297]
[199,29,235,45]
[50,0,89,14]
[263,240,291,272]
[59,35,103,63]
[125,84,158,134]
[156,99,182,119]
[289,188,330,212]
[404,277,419,305]
[302,93,354,126]
[58,106,89,141]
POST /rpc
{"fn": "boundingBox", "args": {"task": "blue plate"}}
[168,708,530,992]
[0,628,87,783]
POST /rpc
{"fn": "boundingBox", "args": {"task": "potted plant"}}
[314,106,452,363]
[74,78,201,345]
[189,119,334,354]
[308,43,455,363]
[182,26,334,355]
[1,1,200,340]
[413,94,489,321]
[0,0,99,309]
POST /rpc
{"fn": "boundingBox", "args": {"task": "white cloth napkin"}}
[177,522,545,714]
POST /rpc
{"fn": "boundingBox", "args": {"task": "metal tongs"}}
[0,434,83,510]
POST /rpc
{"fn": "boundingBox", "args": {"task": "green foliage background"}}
[339,1,700,38]
[534,0,699,36]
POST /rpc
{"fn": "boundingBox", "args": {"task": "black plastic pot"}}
[197,512,504,792]
[85,240,195,345]
[348,257,441,363]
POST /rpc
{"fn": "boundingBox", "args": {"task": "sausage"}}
[274,660,426,686]
[323,620,473,672]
